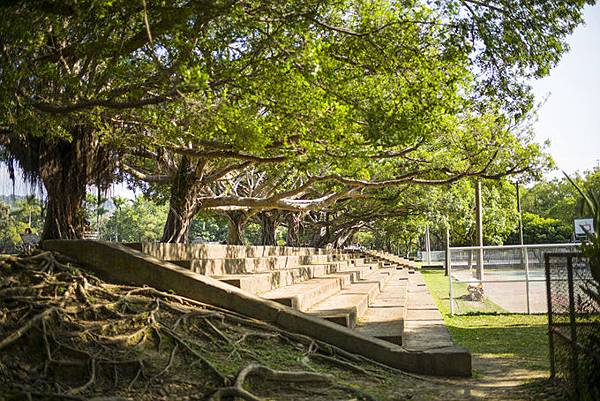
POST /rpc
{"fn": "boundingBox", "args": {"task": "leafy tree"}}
[103,196,167,242]
[519,167,600,240]
[188,212,228,244]
[521,178,580,225]
[0,0,592,241]
[0,200,20,252]
[84,194,111,236]
[506,212,572,245]
[11,194,43,232]
[420,179,520,247]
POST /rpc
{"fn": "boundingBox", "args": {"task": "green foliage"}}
[427,179,519,247]
[189,212,228,243]
[0,0,565,176]
[0,201,20,251]
[521,178,581,225]
[351,178,523,253]
[0,0,591,241]
[84,193,111,234]
[506,212,572,245]
[0,195,45,252]
[10,195,43,233]
[103,196,167,242]
[510,167,600,246]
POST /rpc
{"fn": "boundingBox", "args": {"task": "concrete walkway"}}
[403,270,454,351]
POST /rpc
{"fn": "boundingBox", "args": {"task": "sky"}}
[1,5,599,196]
[530,4,600,177]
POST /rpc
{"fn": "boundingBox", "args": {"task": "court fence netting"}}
[545,252,600,401]
[447,244,578,315]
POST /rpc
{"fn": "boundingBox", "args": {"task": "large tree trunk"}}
[38,129,112,240]
[310,226,328,248]
[285,213,302,247]
[161,156,204,243]
[226,211,248,245]
[336,228,357,249]
[42,178,86,240]
[258,212,278,246]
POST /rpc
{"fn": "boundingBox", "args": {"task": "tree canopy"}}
[0,0,594,242]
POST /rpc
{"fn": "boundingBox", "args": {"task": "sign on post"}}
[574,218,595,238]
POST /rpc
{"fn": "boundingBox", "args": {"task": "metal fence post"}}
[566,255,579,399]
[479,244,485,282]
[544,253,555,379]
[524,247,531,314]
[448,248,454,316]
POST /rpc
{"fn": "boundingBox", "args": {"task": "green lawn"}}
[421,269,550,372]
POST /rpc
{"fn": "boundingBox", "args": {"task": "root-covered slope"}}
[0,251,562,401]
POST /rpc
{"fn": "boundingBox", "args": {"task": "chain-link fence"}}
[546,252,600,401]
[448,244,578,315]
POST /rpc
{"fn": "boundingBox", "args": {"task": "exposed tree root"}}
[0,307,56,351]
[209,363,335,401]
[0,251,387,401]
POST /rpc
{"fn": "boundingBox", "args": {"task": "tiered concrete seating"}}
[130,243,411,345]
[353,248,418,270]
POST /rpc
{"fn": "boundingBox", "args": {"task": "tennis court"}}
[447,244,579,315]
[452,270,547,313]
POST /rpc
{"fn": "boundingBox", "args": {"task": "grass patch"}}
[421,269,549,372]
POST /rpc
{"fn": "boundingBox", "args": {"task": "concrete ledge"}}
[126,242,334,260]
[42,240,471,377]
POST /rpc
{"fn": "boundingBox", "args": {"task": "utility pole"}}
[475,180,484,281]
[516,182,524,246]
[425,225,431,265]
[516,181,531,313]
[445,223,450,276]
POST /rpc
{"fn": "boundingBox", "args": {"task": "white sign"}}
[574,218,595,236]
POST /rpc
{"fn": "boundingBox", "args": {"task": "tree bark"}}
[226,211,248,245]
[258,212,278,246]
[310,226,328,248]
[336,228,357,249]
[285,213,302,247]
[161,156,204,243]
[38,129,112,240]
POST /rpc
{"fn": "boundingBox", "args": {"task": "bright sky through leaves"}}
[531,4,600,177]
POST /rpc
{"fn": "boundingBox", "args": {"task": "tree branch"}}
[120,164,173,183]
[172,148,288,163]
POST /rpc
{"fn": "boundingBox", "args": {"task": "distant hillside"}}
[0,194,24,206]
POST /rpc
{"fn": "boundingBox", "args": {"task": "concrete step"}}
[212,266,314,294]
[171,254,368,275]
[49,241,471,377]
[358,250,417,269]
[213,263,375,295]
[259,263,379,310]
[354,270,409,345]
[329,254,365,263]
[129,243,334,260]
[261,275,351,311]
[306,268,395,328]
